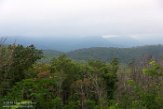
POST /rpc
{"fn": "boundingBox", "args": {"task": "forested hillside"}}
[41,50,63,62]
[0,43,163,109]
[43,45,163,63]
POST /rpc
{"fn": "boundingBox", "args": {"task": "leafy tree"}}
[0,44,42,97]
[50,55,81,104]
[117,60,163,109]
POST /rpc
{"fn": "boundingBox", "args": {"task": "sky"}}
[0,0,163,40]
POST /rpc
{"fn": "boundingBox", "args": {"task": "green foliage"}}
[2,78,59,109]
[1,44,162,109]
[118,61,163,109]
[1,55,119,108]
[143,61,163,76]
[63,101,80,109]
[0,44,42,98]
[52,97,63,109]
[103,58,119,100]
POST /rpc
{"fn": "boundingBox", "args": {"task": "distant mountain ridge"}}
[42,45,163,63]
[5,36,162,51]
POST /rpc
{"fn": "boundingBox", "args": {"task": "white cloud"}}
[0,0,163,38]
[102,35,120,39]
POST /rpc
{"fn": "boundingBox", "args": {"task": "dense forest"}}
[43,45,163,63]
[0,42,163,109]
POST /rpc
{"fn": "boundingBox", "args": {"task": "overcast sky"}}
[0,0,163,39]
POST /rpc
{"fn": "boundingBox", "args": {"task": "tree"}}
[0,44,42,97]
[50,55,81,104]
[116,60,163,109]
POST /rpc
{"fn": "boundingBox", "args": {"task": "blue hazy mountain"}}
[4,36,162,51]
[104,36,142,47]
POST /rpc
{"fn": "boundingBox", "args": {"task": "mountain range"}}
[2,36,163,63]
[42,45,163,63]
[5,36,163,51]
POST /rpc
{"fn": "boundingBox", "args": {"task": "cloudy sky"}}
[0,0,163,39]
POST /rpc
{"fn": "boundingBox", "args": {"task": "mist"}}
[0,0,163,39]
